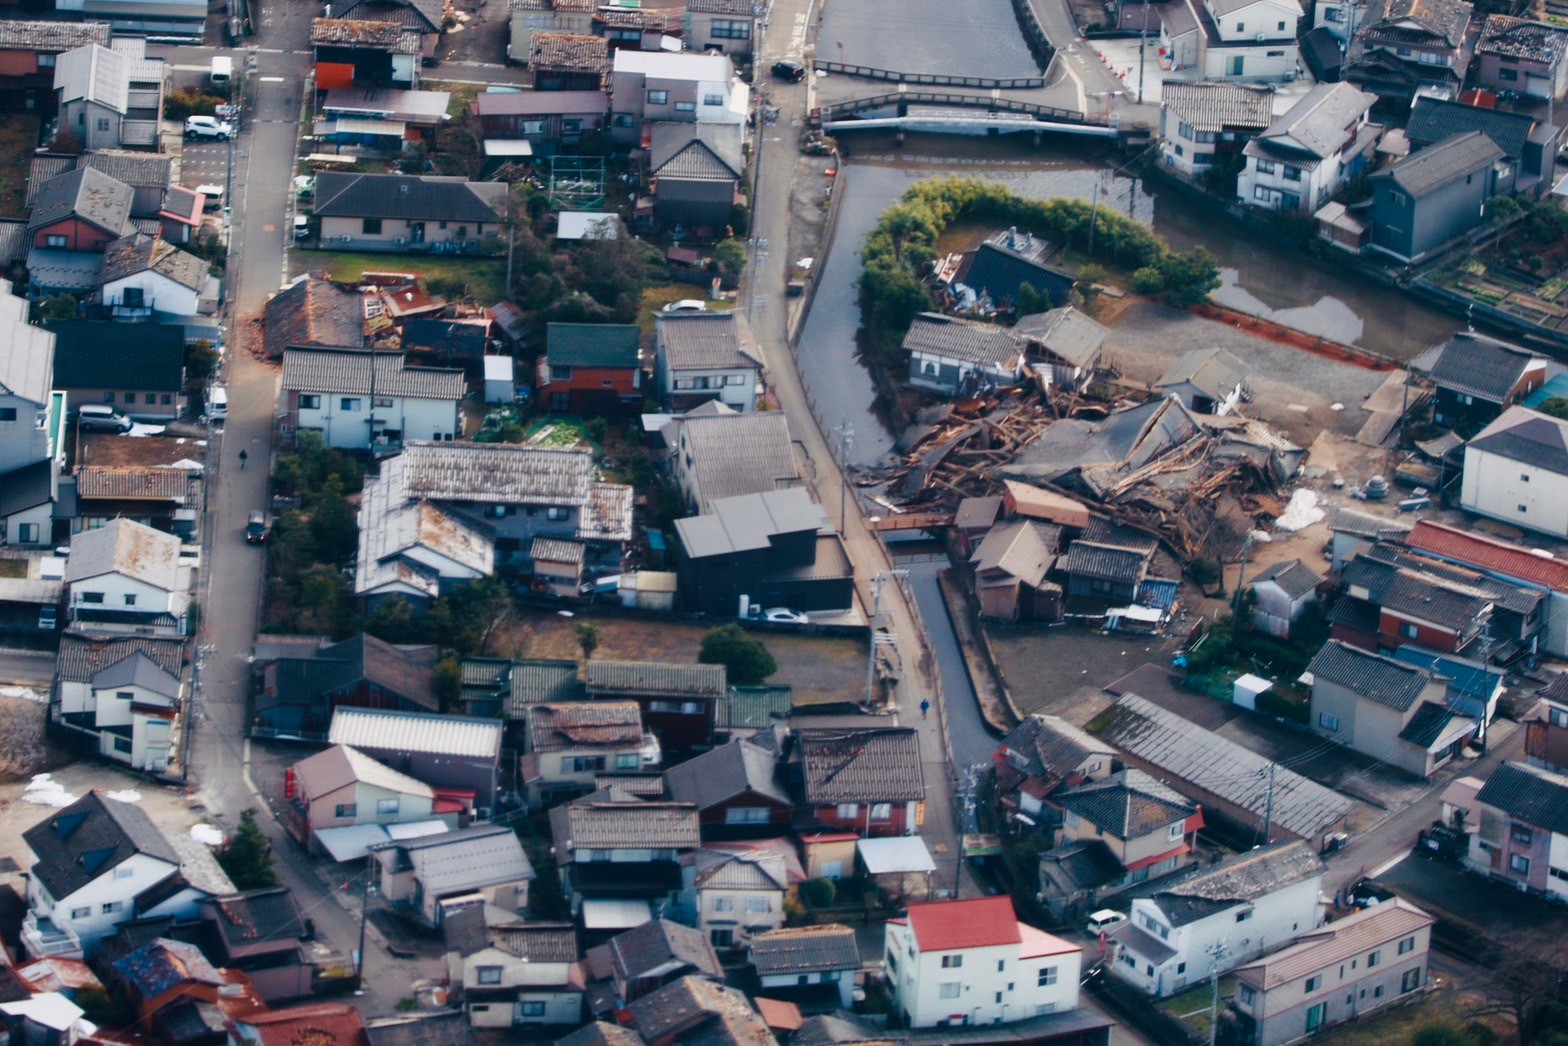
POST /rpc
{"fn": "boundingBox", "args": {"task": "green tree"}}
[216,809,280,890]
[577,622,601,662]
[1015,281,1052,316]
[801,878,836,907]
[37,294,80,322]
[425,576,509,656]
[435,655,463,711]
[309,474,358,566]
[713,238,748,274]
[365,596,421,644]
[1131,266,1165,295]
[185,340,220,383]
[698,624,777,684]
[1537,398,1568,421]
[1413,1023,1478,1046]
[1158,247,1222,309]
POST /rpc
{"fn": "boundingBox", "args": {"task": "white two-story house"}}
[282,348,466,451]
[53,634,185,773]
[0,279,61,548]
[64,519,190,636]
[447,916,584,1029]
[1110,841,1326,998]
[1163,0,1304,80]
[523,701,656,808]
[1238,82,1379,214]
[684,849,789,950]
[885,895,1082,1029]
[654,312,762,413]
[608,49,746,145]
[21,791,233,959]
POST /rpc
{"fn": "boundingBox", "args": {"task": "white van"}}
[211,56,233,84]
[207,385,228,423]
[1085,910,1127,936]
[196,184,224,211]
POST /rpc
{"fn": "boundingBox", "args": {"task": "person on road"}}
[920,699,930,719]
[238,449,247,470]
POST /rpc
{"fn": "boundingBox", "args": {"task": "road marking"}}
[259,76,285,82]
[1369,852,1408,878]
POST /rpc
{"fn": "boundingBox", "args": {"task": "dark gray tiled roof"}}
[550,798,701,852]
[1160,81,1275,133]
[748,924,860,976]
[799,728,924,804]
[670,414,799,515]
[0,20,111,51]
[528,701,643,753]
[1013,306,1109,368]
[1156,347,1248,402]
[1398,701,1459,747]
[546,322,641,368]
[665,739,790,809]
[1415,331,1540,403]
[957,240,1076,309]
[57,633,184,683]
[586,660,727,698]
[1407,97,1536,159]
[1152,841,1324,926]
[627,976,769,1044]
[1254,82,1376,159]
[509,659,585,712]
[1039,839,1126,891]
[1329,507,1412,540]
[609,919,722,982]
[1378,131,1503,198]
[264,279,366,356]
[1469,407,1568,474]
[1477,15,1568,64]
[658,311,760,372]
[1308,640,1435,712]
[556,1022,647,1046]
[313,172,505,223]
[1365,0,1472,47]
[282,348,466,399]
[24,791,181,900]
[999,714,1114,780]
[1340,554,1497,630]
[101,232,209,291]
[1061,541,1150,584]
[650,122,743,181]
[1056,769,1195,839]
[901,312,1026,368]
[28,166,133,235]
[1476,761,1568,835]
[1252,558,1322,601]
[366,1011,480,1046]
[493,922,578,963]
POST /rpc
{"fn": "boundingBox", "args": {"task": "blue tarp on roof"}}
[1523,373,1568,410]
[1138,579,1180,612]
[1392,644,1501,703]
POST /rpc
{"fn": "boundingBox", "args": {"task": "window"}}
[123,594,136,607]
[102,901,124,914]
[1239,984,1255,1005]
[1308,1004,1329,1034]
[1319,712,1341,731]
[939,982,961,999]
[998,960,1006,972]
[1196,130,1216,144]
[1326,5,1343,18]
[377,798,399,815]
[1512,826,1534,846]
[1499,68,1519,81]
[104,393,115,403]
[97,117,109,131]
[476,966,502,985]
[711,18,750,37]
[1228,55,1244,75]
[1511,853,1531,874]
[115,690,133,701]
[1520,505,1530,514]
[115,865,134,879]
[713,896,736,912]
[1374,985,1384,999]
[616,754,640,770]
[1522,474,1532,482]
[1284,165,1302,182]
[1305,975,1322,992]
[704,93,724,105]
[1277,20,1285,28]
[870,803,893,821]
[725,807,770,824]
[82,592,105,604]
[18,523,37,544]
[340,397,363,412]
[942,955,963,969]
[1401,622,1420,639]
[649,700,704,714]
[1168,822,1184,841]
[546,507,570,521]
[563,755,605,773]
[674,101,696,112]
[836,803,859,818]
[1038,966,1057,987]
[711,928,734,947]
[1367,950,1381,968]
[1254,186,1275,203]
[647,89,669,105]
[299,394,321,409]
[1236,909,1253,923]
[1399,936,1416,954]
[70,907,90,919]
[1179,120,1194,139]
[1402,968,1421,993]
[746,896,771,913]
[362,219,382,235]
[0,408,13,421]
[520,1002,546,1017]
[1257,160,1276,174]
[46,234,68,248]
[1235,21,1244,30]
[1553,707,1568,728]
[1178,963,1186,974]
[550,364,573,381]
[335,803,357,818]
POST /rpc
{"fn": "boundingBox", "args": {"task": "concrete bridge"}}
[809,88,1122,138]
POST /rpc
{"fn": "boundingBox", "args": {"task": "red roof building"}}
[1407,520,1568,592]
[906,895,1023,951]
[229,1003,369,1046]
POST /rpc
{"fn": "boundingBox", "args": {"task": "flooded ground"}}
[800,133,1463,462]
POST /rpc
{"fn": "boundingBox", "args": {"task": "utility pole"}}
[836,419,854,533]
[1138,1,1150,104]
[355,858,373,991]
[1087,177,1101,256]
[1206,938,1230,1046]
[865,570,907,706]
[1232,531,1255,621]
[1261,761,1276,845]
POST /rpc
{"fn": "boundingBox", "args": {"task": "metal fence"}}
[812,61,1045,90]
[813,91,1108,127]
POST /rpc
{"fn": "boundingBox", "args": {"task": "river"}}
[796,135,1464,466]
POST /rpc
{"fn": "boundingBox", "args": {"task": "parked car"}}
[185,115,234,140]
[37,606,57,631]
[293,214,310,239]
[245,511,271,544]
[77,404,132,433]
[762,607,809,624]
[1085,910,1126,936]
[663,299,708,314]
[772,60,806,82]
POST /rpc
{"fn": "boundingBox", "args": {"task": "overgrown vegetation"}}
[698,624,779,684]
[858,177,1221,372]
[215,809,280,890]
[163,85,228,121]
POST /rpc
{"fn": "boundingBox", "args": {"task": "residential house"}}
[1248,558,1323,639]
[954,495,1003,557]
[1109,842,1326,997]
[587,918,722,1010]
[1155,347,1250,415]
[971,519,1062,622]
[666,406,798,514]
[1159,81,1276,179]
[902,312,1026,397]
[253,632,440,740]
[64,519,188,636]
[796,728,925,837]
[608,50,744,145]
[0,283,59,478]
[51,632,184,772]
[749,924,860,1010]
[1060,534,1156,607]
[446,917,584,1028]
[674,488,852,616]
[1526,673,1568,773]
[1406,96,1565,198]
[647,122,744,231]
[1474,16,1568,101]
[1470,760,1568,900]
[994,712,1117,820]
[549,792,702,914]
[1462,406,1568,538]
[530,32,611,92]
[687,0,758,57]
[948,228,1076,316]
[1161,0,1304,81]
[329,706,504,810]
[508,0,594,66]
[195,888,314,1003]
[473,89,607,158]
[355,457,494,613]
[654,311,762,412]
[665,739,792,839]
[538,322,643,413]
[1327,507,1412,571]
[310,17,423,90]
[1054,769,1203,885]
[625,974,772,1045]
[523,701,654,807]
[1344,0,1473,100]
[281,348,465,450]
[263,277,366,359]
[316,86,452,148]
[388,439,633,572]
[1393,645,1504,724]
[372,825,535,927]
[0,21,111,116]
[1099,695,1354,843]
[365,1009,483,1045]
[685,848,788,949]
[1353,132,1505,262]
[1013,306,1109,393]
[1307,640,1476,779]
[1413,331,1546,433]
[311,172,506,252]
[27,166,132,271]
[54,44,155,152]
[109,936,269,1034]
[229,1003,370,1046]
[1037,840,1129,926]
[47,321,187,420]
[21,791,233,959]
[99,233,216,322]
[283,742,444,853]
[0,459,57,553]
[336,0,443,56]
[1232,899,1435,1045]
[585,660,729,752]
[1238,83,1379,214]
[884,895,1082,1029]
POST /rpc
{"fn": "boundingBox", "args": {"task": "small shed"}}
[857,836,936,903]
[1233,673,1273,711]
[620,570,678,611]
[1249,558,1323,639]
[483,355,515,404]
[799,831,859,881]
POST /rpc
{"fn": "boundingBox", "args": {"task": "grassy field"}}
[0,115,38,218]
[425,80,482,118]
[1157,976,1233,1042]
[493,612,865,706]
[293,250,508,303]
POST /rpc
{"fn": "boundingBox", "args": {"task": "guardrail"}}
[812,91,1108,127]
[1009,0,1058,74]
[812,61,1045,90]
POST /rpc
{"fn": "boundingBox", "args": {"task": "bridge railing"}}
[812,91,1109,127]
[812,61,1045,90]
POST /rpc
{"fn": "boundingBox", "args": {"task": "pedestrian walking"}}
[238,449,247,470]
[920,698,930,719]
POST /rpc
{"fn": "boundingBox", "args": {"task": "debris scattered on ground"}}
[23,775,77,807]
[190,824,225,846]
[1274,489,1325,532]
[104,789,143,804]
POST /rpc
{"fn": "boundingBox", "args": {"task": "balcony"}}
[22,912,81,958]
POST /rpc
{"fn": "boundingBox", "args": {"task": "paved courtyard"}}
[818,0,1042,79]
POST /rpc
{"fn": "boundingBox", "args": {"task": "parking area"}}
[180,139,232,191]
[817,0,1042,78]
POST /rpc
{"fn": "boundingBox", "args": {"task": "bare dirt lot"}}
[492,611,867,706]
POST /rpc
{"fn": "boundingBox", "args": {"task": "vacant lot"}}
[496,611,865,706]
[292,251,507,304]
[0,115,38,218]
[986,625,1183,717]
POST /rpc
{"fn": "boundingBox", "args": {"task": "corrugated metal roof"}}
[329,707,503,758]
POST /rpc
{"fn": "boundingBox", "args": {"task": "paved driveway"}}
[818,0,1043,79]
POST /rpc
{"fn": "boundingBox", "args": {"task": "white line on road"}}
[1369,851,1409,878]
[259,76,285,82]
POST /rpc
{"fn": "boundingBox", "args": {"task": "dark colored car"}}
[245,510,271,544]
[772,60,806,82]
